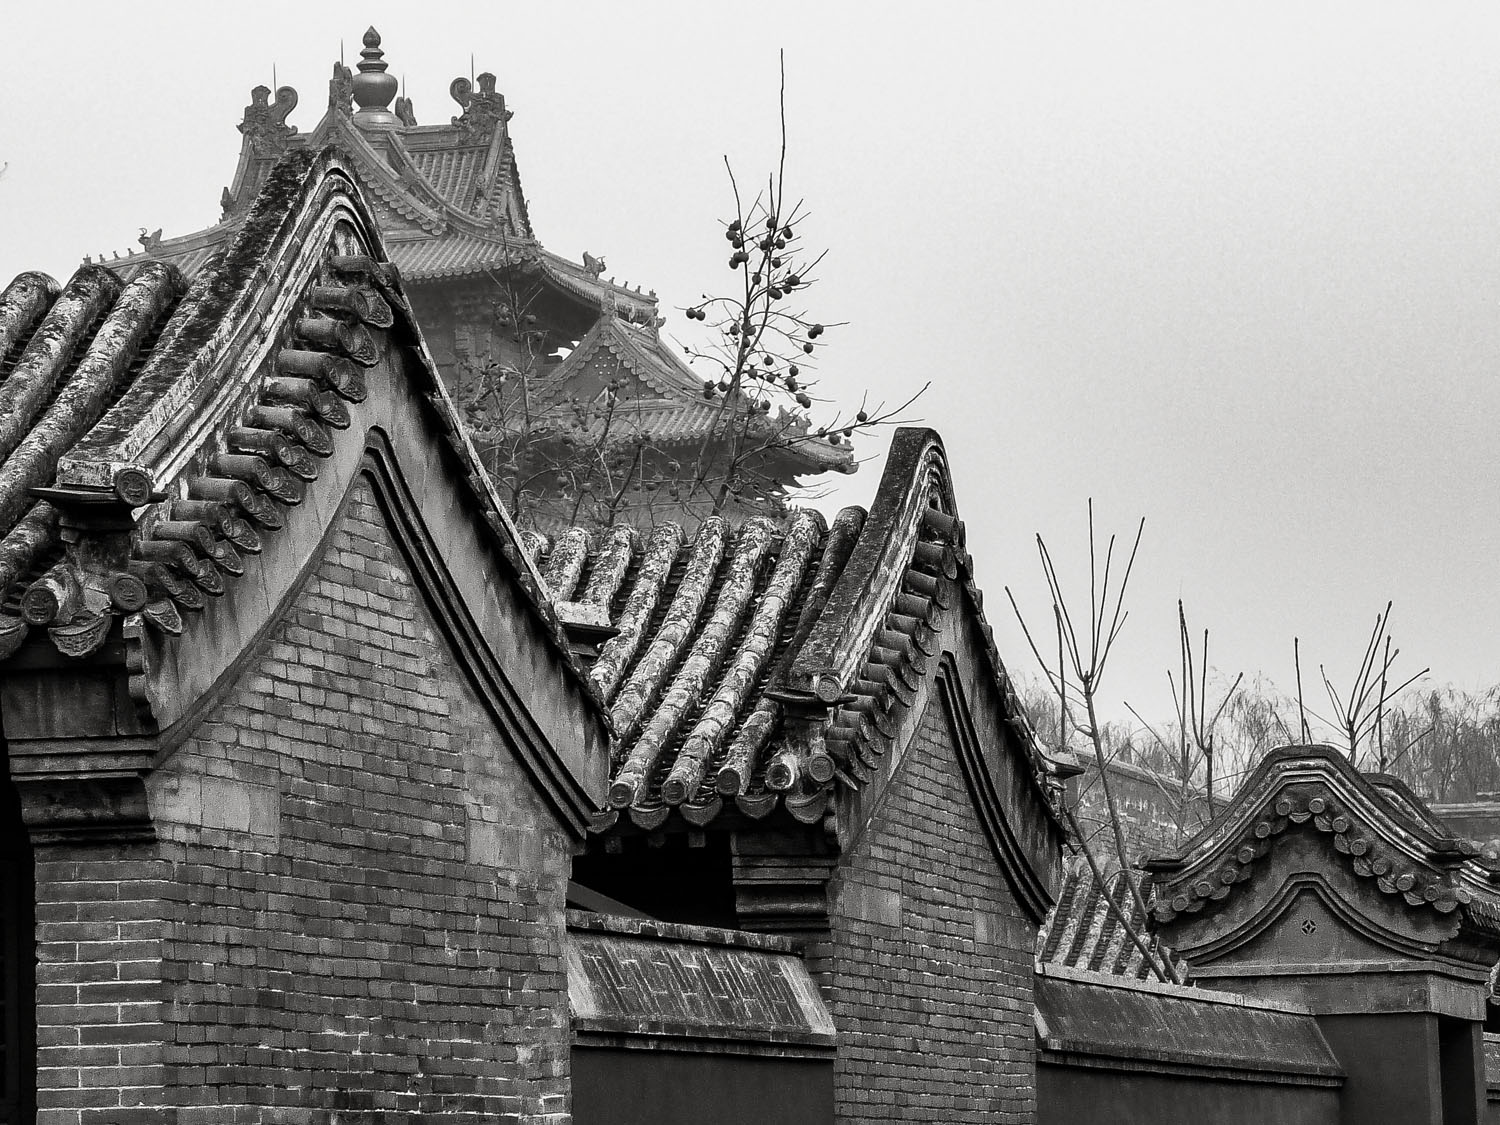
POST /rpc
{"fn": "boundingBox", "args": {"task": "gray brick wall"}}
[826,693,1038,1123]
[33,477,577,1123]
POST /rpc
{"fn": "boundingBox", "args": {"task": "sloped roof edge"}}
[786,427,950,699]
[1144,744,1500,931]
[50,146,606,733]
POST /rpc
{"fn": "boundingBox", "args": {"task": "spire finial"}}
[351,26,399,127]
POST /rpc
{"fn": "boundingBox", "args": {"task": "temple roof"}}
[103,29,657,325]
[526,429,1057,870]
[526,315,854,472]
[0,264,182,639]
[0,148,609,828]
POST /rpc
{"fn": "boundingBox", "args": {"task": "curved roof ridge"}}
[535,248,658,320]
[1146,744,1469,873]
[320,120,447,234]
[786,426,951,702]
[1144,743,1499,932]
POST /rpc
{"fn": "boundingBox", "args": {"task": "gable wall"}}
[826,685,1037,1124]
[33,475,577,1122]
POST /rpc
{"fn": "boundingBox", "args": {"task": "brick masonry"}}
[825,692,1038,1124]
[32,475,578,1123]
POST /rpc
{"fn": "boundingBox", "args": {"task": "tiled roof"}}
[116,222,657,327]
[117,226,657,326]
[1143,745,1500,979]
[384,230,524,281]
[566,911,835,1054]
[1036,858,1186,981]
[0,264,185,644]
[1144,746,1500,931]
[0,148,597,734]
[104,60,657,323]
[534,249,659,323]
[406,144,489,215]
[531,317,856,473]
[526,428,1053,833]
[101,227,233,282]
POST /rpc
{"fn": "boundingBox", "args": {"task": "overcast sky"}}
[3,2,1498,730]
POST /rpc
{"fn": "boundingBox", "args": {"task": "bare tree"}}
[457,54,921,531]
[1288,603,1428,768]
[1378,686,1500,801]
[1007,503,1183,984]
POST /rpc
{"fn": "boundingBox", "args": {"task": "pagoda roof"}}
[529,315,855,474]
[103,29,657,324]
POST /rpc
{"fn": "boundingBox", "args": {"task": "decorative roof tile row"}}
[1036,858,1185,981]
[1146,748,1497,926]
[1144,745,1500,970]
[0,150,595,725]
[526,428,1053,832]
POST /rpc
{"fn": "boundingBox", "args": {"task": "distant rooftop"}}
[100,28,658,324]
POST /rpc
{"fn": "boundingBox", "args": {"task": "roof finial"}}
[351,26,399,128]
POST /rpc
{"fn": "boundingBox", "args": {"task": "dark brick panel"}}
[826,692,1038,1123]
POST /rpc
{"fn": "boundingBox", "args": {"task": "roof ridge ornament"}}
[328,61,354,118]
[351,27,399,128]
[450,71,511,138]
[238,84,298,156]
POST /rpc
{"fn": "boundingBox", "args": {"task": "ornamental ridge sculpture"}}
[450,72,511,137]
[237,84,298,156]
[328,62,353,117]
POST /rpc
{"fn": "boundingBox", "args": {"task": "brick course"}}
[33,476,576,1122]
[827,691,1038,1124]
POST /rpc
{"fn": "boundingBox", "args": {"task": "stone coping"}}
[565,909,797,954]
[1035,969,1343,1084]
[1035,961,1315,1015]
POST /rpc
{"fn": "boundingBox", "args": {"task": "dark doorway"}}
[1439,1015,1482,1125]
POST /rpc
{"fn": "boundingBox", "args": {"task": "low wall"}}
[568,911,835,1125]
[1036,964,1343,1125]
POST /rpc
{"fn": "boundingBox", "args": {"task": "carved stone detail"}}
[450,73,511,137]
[328,63,354,117]
[238,85,299,156]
